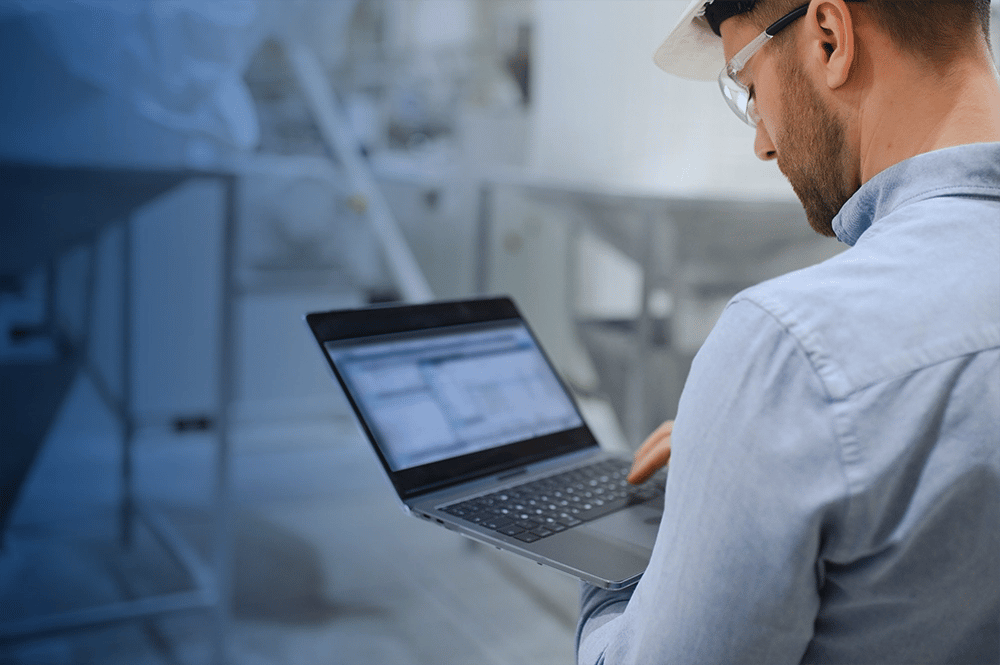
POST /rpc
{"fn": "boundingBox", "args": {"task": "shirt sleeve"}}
[577,297,849,665]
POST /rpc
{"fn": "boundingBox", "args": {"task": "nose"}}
[754,123,777,161]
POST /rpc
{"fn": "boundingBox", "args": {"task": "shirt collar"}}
[832,142,1000,246]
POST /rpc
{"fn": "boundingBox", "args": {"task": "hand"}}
[628,420,673,485]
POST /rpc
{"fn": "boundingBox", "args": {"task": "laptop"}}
[305,296,665,589]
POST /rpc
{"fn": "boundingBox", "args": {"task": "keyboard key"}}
[441,459,664,542]
[482,517,513,530]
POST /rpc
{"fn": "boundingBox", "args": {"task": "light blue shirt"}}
[578,143,1000,665]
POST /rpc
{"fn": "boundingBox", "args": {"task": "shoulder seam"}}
[728,294,849,399]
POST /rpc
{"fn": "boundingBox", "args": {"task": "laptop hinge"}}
[496,467,527,482]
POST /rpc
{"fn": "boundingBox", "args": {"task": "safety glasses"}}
[718,2,809,127]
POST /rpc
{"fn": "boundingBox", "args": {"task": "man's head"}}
[655,0,997,235]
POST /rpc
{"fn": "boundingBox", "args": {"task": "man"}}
[576,0,1000,663]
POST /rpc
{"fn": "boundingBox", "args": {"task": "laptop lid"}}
[305,297,601,502]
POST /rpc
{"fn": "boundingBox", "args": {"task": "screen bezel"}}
[306,297,599,499]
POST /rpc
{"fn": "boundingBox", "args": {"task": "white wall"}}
[529,0,795,200]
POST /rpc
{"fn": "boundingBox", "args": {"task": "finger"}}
[628,443,671,484]
[628,420,673,484]
[632,420,673,469]
[634,420,673,459]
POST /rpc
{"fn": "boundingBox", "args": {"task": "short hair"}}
[741,0,992,63]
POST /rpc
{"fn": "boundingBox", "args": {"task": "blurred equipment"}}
[1,165,187,542]
[0,0,269,657]
[0,0,263,166]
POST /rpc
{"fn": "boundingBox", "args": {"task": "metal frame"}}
[0,169,237,665]
[284,42,434,305]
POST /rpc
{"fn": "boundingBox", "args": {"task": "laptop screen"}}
[325,321,583,471]
[308,298,598,499]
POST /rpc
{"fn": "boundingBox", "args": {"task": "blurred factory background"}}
[1,1,998,663]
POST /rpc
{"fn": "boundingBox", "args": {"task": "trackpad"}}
[580,504,662,551]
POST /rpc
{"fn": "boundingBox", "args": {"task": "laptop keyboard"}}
[440,458,665,543]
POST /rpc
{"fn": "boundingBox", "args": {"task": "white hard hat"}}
[653,0,730,81]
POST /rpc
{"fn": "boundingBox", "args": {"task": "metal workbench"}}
[0,160,237,663]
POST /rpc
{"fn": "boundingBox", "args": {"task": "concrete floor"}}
[0,374,581,664]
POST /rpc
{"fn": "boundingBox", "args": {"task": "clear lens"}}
[718,30,772,129]
[718,67,756,128]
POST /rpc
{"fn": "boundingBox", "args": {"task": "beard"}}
[774,62,855,237]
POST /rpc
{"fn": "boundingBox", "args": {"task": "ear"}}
[807,0,855,89]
